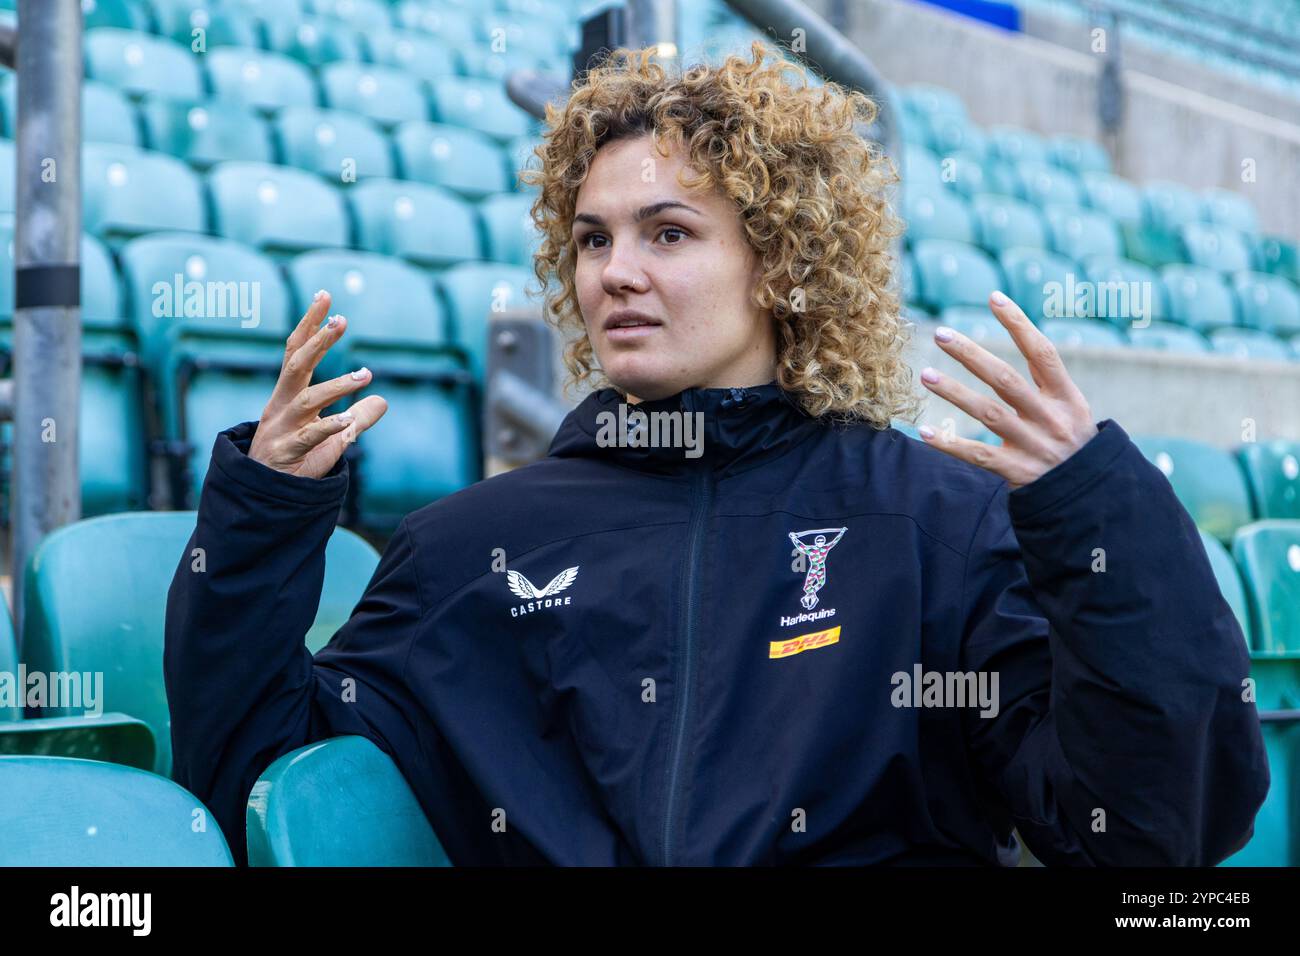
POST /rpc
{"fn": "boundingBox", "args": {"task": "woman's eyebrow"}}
[573,200,704,228]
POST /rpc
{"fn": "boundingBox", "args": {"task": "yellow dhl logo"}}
[769,626,841,659]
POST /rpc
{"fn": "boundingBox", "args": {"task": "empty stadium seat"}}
[1208,327,1294,363]
[85,27,204,99]
[0,755,234,865]
[1143,180,1202,233]
[435,261,536,381]
[247,735,451,866]
[427,75,535,142]
[1160,264,1238,332]
[911,239,1003,314]
[1126,321,1209,354]
[307,0,392,29]
[21,511,381,775]
[900,84,966,122]
[151,0,263,50]
[1197,528,1253,643]
[1079,255,1167,325]
[1080,171,1144,226]
[1015,161,1084,209]
[1238,441,1300,521]
[935,305,1012,344]
[83,142,207,243]
[1180,222,1254,274]
[139,94,275,168]
[0,76,139,147]
[349,178,481,266]
[1233,521,1300,653]
[206,46,318,110]
[1131,435,1254,544]
[319,62,427,126]
[1046,135,1110,175]
[903,187,974,244]
[274,105,395,181]
[1201,187,1259,235]
[1121,221,1187,270]
[969,193,1045,256]
[1043,204,1122,262]
[999,247,1074,323]
[392,0,478,46]
[986,125,1047,165]
[265,14,364,66]
[478,193,540,267]
[1255,235,1299,284]
[1232,271,1300,337]
[393,120,509,198]
[1039,317,1127,349]
[363,28,460,81]
[925,114,987,161]
[208,161,349,254]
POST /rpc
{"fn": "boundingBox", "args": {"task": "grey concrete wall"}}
[810,0,1300,239]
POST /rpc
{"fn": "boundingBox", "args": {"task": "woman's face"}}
[572,133,777,403]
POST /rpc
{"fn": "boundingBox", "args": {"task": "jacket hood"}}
[546,379,829,477]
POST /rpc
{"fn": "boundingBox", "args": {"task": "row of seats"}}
[904,241,1300,360]
[0,219,533,522]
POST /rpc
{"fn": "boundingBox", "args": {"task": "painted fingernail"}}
[313,289,325,301]
[921,367,940,383]
[934,326,954,342]
[350,367,369,380]
[326,314,338,328]
[991,290,1009,306]
[919,425,935,439]
[337,412,354,424]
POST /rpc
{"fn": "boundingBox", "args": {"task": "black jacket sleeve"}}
[164,421,427,866]
[958,418,1270,866]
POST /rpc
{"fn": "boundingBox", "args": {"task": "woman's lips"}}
[606,323,662,340]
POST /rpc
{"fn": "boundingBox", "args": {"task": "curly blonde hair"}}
[519,39,921,428]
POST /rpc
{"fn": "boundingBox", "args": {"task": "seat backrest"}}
[21,511,380,776]
[1131,435,1254,545]
[1232,521,1300,654]
[246,735,451,866]
[0,755,233,865]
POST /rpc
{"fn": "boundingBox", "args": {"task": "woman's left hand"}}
[917,290,1099,490]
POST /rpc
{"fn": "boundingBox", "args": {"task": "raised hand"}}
[247,289,388,479]
[916,291,1098,490]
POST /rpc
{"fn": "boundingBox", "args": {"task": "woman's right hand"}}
[248,290,388,478]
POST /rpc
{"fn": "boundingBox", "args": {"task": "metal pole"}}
[11,0,82,649]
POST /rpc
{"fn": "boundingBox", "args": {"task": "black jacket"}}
[164,381,1270,865]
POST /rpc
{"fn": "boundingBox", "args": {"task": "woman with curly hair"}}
[166,41,1267,867]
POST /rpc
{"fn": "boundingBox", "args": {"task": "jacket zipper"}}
[660,395,715,866]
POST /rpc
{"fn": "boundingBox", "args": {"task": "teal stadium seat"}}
[84,27,203,99]
[925,114,987,162]
[1080,171,1144,227]
[319,62,427,126]
[986,125,1048,165]
[1233,521,1300,654]
[391,0,478,46]
[478,192,541,267]
[1255,235,1299,284]
[1079,255,1166,325]
[1039,317,1127,349]
[208,161,349,255]
[1201,187,1259,235]
[0,76,139,147]
[435,261,536,382]
[307,0,392,30]
[363,28,460,81]
[1208,328,1294,362]
[1126,321,1209,354]
[1015,161,1084,209]
[911,239,1003,314]
[969,193,1046,256]
[903,187,974,244]
[998,247,1074,323]
[81,0,152,31]
[265,14,364,67]
[82,142,206,244]
[1131,436,1254,544]
[940,151,988,199]
[21,512,381,776]
[936,305,1012,344]
[274,106,395,181]
[1180,222,1254,274]
[393,120,509,198]
[1046,135,1110,175]
[1197,528,1253,642]
[1043,204,1122,262]
[427,75,536,142]
[247,735,451,866]
[0,755,233,865]
[349,178,482,266]
[1237,440,1300,520]
[206,46,318,111]
[139,95,276,168]
[1232,271,1300,338]
[150,0,262,50]
[1143,180,1204,233]
[1159,264,1238,332]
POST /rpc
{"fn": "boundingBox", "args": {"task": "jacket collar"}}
[546,379,826,477]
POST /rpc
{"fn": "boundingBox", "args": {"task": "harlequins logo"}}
[507,566,579,617]
[783,527,846,627]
